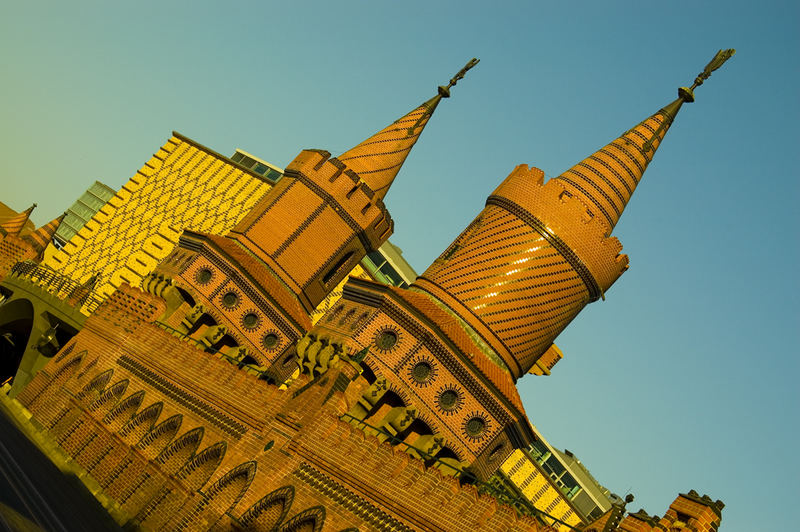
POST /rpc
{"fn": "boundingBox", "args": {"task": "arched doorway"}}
[0,299,34,384]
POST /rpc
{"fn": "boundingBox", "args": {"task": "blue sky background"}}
[1,2,797,530]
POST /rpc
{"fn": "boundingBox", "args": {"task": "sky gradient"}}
[1,2,798,530]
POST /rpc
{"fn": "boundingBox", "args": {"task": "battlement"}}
[491,164,629,295]
[284,149,394,248]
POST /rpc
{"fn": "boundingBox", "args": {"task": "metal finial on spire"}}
[408,57,480,134]
[641,49,735,152]
[679,48,736,102]
[438,57,480,98]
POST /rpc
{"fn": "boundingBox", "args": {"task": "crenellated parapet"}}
[490,164,629,295]
[414,162,630,379]
[227,148,395,316]
[285,150,394,248]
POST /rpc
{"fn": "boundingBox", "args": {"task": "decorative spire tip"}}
[679,48,736,103]
[438,57,479,98]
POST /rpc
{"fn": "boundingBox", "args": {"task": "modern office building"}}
[53,181,116,249]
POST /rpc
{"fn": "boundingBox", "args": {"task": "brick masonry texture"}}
[1,71,724,531]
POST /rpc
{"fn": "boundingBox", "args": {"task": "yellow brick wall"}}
[43,134,271,299]
[501,449,582,531]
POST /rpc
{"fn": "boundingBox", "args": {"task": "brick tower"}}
[146,62,474,381]
[413,78,702,380]
[307,51,736,486]
[4,53,734,532]
[0,206,64,280]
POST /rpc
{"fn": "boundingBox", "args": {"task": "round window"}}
[438,389,460,411]
[196,268,213,284]
[242,313,259,329]
[262,333,279,350]
[375,330,398,351]
[221,292,239,308]
[465,417,487,438]
[411,362,432,383]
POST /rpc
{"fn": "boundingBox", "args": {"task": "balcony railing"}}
[7,261,105,314]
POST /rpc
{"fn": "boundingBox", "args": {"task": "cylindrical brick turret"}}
[415,99,685,379]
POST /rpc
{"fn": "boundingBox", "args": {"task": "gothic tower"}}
[413,51,733,380]
[311,51,735,483]
[148,61,476,380]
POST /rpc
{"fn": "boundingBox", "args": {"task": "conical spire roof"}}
[22,213,65,254]
[553,100,682,231]
[0,204,36,236]
[338,58,479,200]
[554,49,735,231]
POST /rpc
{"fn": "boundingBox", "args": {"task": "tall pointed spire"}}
[554,49,735,231]
[0,204,36,236]
[338,58,479,200]
[22,213,65,254]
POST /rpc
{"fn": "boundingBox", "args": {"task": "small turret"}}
[414,50,735,379]
[0,204,36,237]
[22,214,66,256]
[339,58,479,200]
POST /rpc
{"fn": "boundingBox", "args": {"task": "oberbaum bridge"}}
[0,51,734,532]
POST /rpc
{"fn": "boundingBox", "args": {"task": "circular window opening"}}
[222,292,239,308]
[262,333,279,350]
[466,417,487,438]
[411,361,432,383]
[439,389,460,411]
[375,330,398,351]
[196,268,213,284]
[242,313,259,330]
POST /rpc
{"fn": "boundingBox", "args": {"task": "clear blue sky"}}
[1,2,797,530]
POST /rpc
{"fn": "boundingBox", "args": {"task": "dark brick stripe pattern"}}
[338,103,433,199]
[118,356,247,438]
[554,110,670,230]
[419,204,591,372]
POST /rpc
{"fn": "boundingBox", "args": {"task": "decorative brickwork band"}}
[486,195,602,301]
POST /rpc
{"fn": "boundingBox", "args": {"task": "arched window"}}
[156,426,205,475]
[239,485,295,531]
[103,390,145,432]
[88,379,129,414]
[176,441,227,491]
[278,506,325,532]
[119,402,163,443]
[136,414,182,459]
